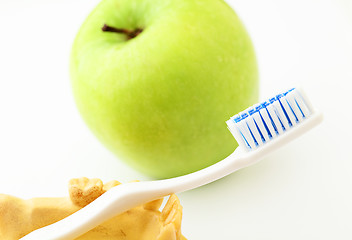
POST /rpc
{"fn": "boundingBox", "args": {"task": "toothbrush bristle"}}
[226,88,313,150]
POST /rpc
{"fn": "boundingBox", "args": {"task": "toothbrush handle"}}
[21,150,248,240]
[20,182,171,240]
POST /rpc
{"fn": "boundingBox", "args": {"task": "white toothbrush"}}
[21,87,323,240]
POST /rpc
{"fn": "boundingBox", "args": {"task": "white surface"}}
[0,0,351,239]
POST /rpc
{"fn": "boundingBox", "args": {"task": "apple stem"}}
[102,24,143,39]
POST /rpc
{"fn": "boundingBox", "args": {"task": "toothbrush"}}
[21,87,323,240]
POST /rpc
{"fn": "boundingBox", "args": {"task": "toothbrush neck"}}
[157,148,248,193]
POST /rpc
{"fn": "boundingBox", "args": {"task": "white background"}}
[0,0,351,239]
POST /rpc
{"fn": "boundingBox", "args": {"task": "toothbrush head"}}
[226,88,321,151]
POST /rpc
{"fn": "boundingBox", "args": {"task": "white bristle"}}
[293,90,311,118]
[280,97,298,126]
[272,100,290,130]
[285,91,304,122]
[258,106,278,139]
[227,88,315,150]
[237,120,258,149]
[252,111,270,142]
[266,104,284,136]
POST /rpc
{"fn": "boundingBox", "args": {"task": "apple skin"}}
[70,0,258,178]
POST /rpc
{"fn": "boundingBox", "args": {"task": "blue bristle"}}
[248,108,256,116]
[253,118,266,143]
[240,131,251,149]
[276,94,293,127]
[255,105,263,111]
[295,99,305,118]
[246,122,259,146]
[286,99,299,123]
[269,97,276,104]
[284,88,295,96]
[261,100,278,135]
[241,112,249,120]
[275,109,286,130]
[261,101,270,108]
[258,108,273,138]
[234,115,242,123]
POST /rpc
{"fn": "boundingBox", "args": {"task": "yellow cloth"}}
[0,177,186,240]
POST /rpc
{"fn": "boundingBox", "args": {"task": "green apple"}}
[70,0,258,178]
